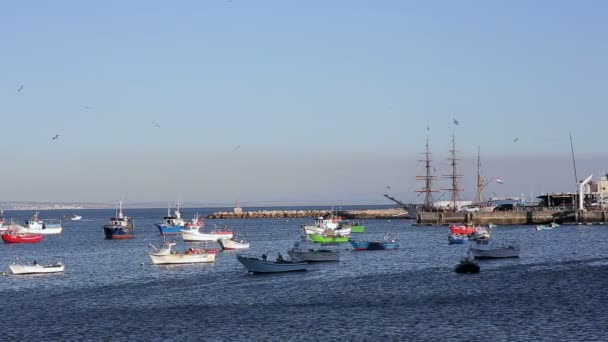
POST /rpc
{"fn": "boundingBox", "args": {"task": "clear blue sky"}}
[1,0,607,205]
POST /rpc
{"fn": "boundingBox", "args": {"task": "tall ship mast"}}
[415,126,438,209]
[442,126,463,212]
[476,146,484,204]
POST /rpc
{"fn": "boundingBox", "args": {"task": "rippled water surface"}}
[1,208,608,341]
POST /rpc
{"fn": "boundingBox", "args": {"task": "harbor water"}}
[1,208,608,341]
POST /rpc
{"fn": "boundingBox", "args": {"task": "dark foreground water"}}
[1,208,608,341]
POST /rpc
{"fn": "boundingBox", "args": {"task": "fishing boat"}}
[236,253,309,273]
[454,256,480,274]
[449,225,475,236]
[469,238,519,259]
[155,204,186,235]
[535,222,560,231]
[9,260,65,275]
[307,233,349,244]
[180,217,233,242]
[148,242,217,264]
[448,233,469,244]
[21,211,62,235]
[301,216,351,236]
[2,229,43,244]
[287,241,340,262]
[470,226,491,240]
[103,201,134,239]
[217,235,250,250]
[349,233,399,251]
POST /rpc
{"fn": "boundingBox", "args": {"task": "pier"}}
[416,210,608,225]
[206,208,408,219]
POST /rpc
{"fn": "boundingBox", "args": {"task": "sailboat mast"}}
[415,126,438,208]
[442,126,462,212]
[476,146,483,204]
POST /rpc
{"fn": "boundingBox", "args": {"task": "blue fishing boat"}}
[155,203,186,235]
[448,233,469,244]
[349,233,399,251]
[103,201,135,239]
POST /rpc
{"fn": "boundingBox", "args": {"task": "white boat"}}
[469,238,519,259]
[70,214,82,221]
[217,236,250,250]
[237,253,309,273]
[301,217,351,236]
[148,242,217,264]
[20,211,62,235]
[287,242,340,262]
[181,226,233,242]
[470,226,491,240]
[535,222,559,230]
[9,260,65,275]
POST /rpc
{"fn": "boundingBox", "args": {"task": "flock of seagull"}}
[16,83,241,152]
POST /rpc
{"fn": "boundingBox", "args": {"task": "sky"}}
[1,0,607,205]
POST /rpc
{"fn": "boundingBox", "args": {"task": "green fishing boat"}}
[308,234,348,244]
[349,221,365,233]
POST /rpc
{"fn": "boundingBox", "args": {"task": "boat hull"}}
[287,250,340,262]
[307,234,348,244]
[9,264,65,275]
[350,225,365,233]
[470,248,520,259]
[2,233,43,244]
[20,226,62,235]
[217,238,250,250]
[181,230,233,242]
[349,240,399,250]
[237,256,308,273]
[103,226,134,239]
[450,225,475,236]
[149,252,217,264]
[448,234,469,244]
[155,224,183,235]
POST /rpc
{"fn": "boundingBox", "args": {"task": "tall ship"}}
[103,201,135,239]
[155,203,186,235]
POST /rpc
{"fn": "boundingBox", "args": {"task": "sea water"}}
[1,208,607,341]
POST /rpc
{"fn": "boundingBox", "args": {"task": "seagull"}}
[513,137,519,143]
[232,145,241,152]
[81,105,92,110]
[17,84,24,92]
[51,134,60,140]
[152,121,161,128]
[386,186,391,190]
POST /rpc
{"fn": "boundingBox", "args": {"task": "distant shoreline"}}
[0,203,398,211]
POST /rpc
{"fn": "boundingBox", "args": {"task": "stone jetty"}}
[206,208,408,219]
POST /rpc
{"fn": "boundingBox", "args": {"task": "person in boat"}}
[33,260,38,265]
[262,254,267,261]
[277,253,284,262]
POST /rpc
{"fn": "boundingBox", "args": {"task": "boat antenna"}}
[569,132,579,189]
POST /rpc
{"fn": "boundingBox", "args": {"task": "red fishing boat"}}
[2,231,43,244]
[449,225,475,236]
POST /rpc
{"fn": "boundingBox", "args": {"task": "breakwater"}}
[417,210,608,225]
[206,208,408,219]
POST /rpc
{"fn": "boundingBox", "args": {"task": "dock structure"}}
[206,208,408,220]
[416,210,608,225]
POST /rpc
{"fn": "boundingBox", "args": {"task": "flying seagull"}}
[513,137,519,143]
[17,84,24,92]
[232,145,241,152]
[386,186,391,190]
[51,134,60,140]
[152,121,161,128]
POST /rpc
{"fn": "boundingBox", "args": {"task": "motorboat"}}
[155,204,186,235]
[9,260,65,275]
[217,236,250,250]
[21,211,62,235]
[349,233,399,251]
[2,229,43,243]
[469,238,520,259]
[181,224,233,242]
[449,225,475,236]
[236,253,309,273]
[448,233,469,244]
[454,256,480,274]
[287,242,339,262]
[301,216,351,236]
[103,201,135,239]
[470,226,491,240]
[148,242,217,264]
[69,214,82,221]
[535,222,559,231]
